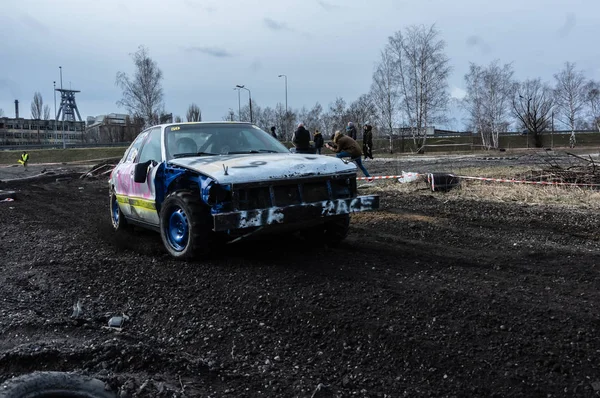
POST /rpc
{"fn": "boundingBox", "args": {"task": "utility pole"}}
[53,81,57,142]
[236,85,252,123]
[233,87,241,121]
[60,66,65,149]
[278,74,288,137]
[551,110,554,149]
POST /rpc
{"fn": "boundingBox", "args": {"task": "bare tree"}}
[328,97,347,132]
[512,78,554,147]
[31,92,44,119]
[174,115,182,123]
[387,24,451,152]
[554,62,586,145]
[371,50,399,153]
[347,94,377,134]
[463,61,514,149]
[0,108,4,117]
[584,80,600,132]
[186,103,202,122]
[116,45,164,127]
[303,102,324,132]
[43,105,51,120]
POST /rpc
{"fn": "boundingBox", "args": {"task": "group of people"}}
[281,121,374,177]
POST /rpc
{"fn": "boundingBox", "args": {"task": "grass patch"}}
[362,166,600,209]
[0,147,128,165]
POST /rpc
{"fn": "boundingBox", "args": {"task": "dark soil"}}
[1,166,600,397]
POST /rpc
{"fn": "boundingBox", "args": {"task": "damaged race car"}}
[108,122,379,258]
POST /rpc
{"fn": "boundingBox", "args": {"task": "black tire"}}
[109,191,128,232]
[0,371,116,398]
[159,190,212,259]
[323,214,350,247]
[303,214,350,248]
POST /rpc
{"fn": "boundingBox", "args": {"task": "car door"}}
[112,129,150,218]
[128,127,162,226]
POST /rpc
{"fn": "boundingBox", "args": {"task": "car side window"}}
[124,131,149,163]
[138,127,162,163]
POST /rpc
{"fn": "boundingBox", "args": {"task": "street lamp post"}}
[278,74,288,113]
[236,85,252,123]
[233,87,241,121]
[53,81,57,142]
[551,110,554,149]
[278,74,288,138]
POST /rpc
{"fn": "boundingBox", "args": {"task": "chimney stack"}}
[14,100,19,119]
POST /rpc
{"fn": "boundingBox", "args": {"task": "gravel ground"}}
[1,155,600,397]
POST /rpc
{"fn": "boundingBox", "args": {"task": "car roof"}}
[153,121,256,129]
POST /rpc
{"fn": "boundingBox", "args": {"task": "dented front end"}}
[207,173,379,232]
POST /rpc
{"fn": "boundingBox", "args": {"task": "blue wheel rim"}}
[111,195,120,225]
[167,207,189,252]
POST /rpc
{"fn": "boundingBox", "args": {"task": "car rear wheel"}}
[110,191,128,231]
[159,190,212,259]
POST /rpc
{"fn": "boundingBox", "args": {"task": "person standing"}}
[346,122,357,140]
[18,151,29,171]
[362,122,374,160]
[270,126,278,139]
[313,129,324,155]
[325,131,370,177]
[292,123,313,154]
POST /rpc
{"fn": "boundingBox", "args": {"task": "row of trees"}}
[115,31,600,150]
[463,60,598,148]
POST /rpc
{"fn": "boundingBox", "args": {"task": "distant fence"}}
[0,142,131,151]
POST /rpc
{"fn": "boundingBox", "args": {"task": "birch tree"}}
[43,105,51,120]
[387,24,451,152]
[186,103,202,122]
[371,50,398,152]
[463,61,514,149]
[512,78,554,147]
[554,62,586,144]
[583,80,600,132]
[115,45,164,127]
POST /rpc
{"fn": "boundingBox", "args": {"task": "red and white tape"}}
[454,175,600,188]
[358,173,600,188]
[357,173,421,181]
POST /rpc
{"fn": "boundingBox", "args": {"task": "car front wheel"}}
[159,190,211,259]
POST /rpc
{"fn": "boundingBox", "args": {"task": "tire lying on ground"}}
[0,372,116,398]
[0,190,16,200]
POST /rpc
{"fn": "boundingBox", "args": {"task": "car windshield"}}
[165,123,290,160]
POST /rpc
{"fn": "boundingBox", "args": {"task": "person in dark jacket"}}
[270,126,277,139]
[313,129,324,154]
[346,122,357,140]
[362,122,374,160]
[292,123,313,153]
[325,131,370,177]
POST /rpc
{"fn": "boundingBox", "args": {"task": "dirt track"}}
[2,158,600,397]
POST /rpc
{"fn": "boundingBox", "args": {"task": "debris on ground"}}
[427,172,461,192]
[81,162,116,180]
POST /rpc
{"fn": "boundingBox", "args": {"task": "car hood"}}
[168,153,356,184]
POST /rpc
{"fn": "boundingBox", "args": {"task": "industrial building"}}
[0,100,86,146]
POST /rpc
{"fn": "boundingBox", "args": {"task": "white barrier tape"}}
[357,173,421,181]
[454,175,600,188]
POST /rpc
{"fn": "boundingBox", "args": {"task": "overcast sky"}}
[1,0,598,129]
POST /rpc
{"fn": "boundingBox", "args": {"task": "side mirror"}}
[134,160,152,183]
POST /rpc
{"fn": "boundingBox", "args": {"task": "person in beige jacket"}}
[325,131,371,177]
